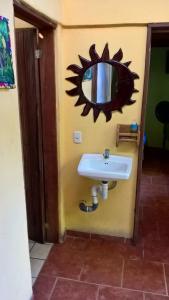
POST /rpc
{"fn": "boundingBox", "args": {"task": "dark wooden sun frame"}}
[133,23,169,244]
[66,43,139,122]
[13,0,59,243]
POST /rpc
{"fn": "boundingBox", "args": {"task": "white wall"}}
[0,1,32,299]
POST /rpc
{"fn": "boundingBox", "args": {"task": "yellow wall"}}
[57,1,169,238]
[61,27,146,237]
[62,0,169,25]
[24,0,169,26]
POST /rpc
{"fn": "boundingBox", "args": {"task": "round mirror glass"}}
[82,62,118,104]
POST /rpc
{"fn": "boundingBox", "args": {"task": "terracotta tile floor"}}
[33,147,169,299]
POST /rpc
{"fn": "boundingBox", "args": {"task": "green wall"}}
[145,47,169,148]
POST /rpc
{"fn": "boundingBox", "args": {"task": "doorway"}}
[134,24,169,244]
[15,23,45,242]
[13,1,58,243]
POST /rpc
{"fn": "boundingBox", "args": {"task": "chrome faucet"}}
[103,149,110,159]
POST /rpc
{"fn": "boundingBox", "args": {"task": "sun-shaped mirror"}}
[66,44,139,122]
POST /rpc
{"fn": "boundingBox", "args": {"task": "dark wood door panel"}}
[39,29,59,242]
[15,28,45,242]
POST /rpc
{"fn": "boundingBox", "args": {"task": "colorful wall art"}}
[0,16,15,88]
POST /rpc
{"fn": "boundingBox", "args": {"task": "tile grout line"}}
[163,263,168,296]
[57,275,169,297]
[78,263,85,281]
[32,276,37,286]
[120,258,125,288]
[48,277,58,300]
[95,285,100,300]
[29,241,36,252]
[56,275,169,297]
[143,292,146,300]
[30,257,46,261]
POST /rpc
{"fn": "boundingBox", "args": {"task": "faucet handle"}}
[103,148,110,159]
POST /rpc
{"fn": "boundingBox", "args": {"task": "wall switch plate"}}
[73,131,82,144]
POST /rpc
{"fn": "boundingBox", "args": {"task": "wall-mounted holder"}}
[116,124,140,147]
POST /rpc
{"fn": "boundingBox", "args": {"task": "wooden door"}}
[15,28,45,243]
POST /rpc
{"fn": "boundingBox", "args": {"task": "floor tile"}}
[141,174,152,185]
[141,207,160,245]
[50,278,98,300]
[53,236,89,252]
[40,244,84,279]
[140,195,158,207]
[67,230,91,239]
[140,224,159,246]
[142,206,158,224]
[100,239,143,260]
[68,237,89,251]
[123,241,143,260]
[151,174,169,186]
[80,251,123,286]
[144,294,169,299]
[91,233,125,244]
[143,169,161,176]
[140,184,168,199]
[144,244,169,264]
[30,258,45,278]
[94,239,124,258]
[123,259,166,294]
[30,243,53,260]
[84,238,105,256]
[33,275,56,300]
[98,286,143,300]
[85,237,126,261]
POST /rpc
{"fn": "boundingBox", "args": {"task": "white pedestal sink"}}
[78,153,132,182]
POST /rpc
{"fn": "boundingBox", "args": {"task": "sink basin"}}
[78,154,132,181]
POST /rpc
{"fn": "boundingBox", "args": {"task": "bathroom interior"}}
[15,13,169,299]
[2,1,169,299]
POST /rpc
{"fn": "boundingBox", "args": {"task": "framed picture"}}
[0,16,15,88]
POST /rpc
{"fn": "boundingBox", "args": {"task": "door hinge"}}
[35,49,42,59]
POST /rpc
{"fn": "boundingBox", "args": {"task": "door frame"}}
[13,0,59,242]
[133,23,169,243]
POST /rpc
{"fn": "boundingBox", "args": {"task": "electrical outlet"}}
[73,131,82,144]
